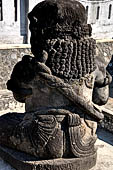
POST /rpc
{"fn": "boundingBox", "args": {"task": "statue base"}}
[0,145,96,170]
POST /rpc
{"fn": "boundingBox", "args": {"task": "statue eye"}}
[33,16,38,23]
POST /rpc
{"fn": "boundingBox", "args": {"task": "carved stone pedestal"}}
[0,145,96,170]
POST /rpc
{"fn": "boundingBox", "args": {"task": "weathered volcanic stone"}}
[0,145,97,170]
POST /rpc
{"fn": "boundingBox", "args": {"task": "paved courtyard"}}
[91,128,113,170]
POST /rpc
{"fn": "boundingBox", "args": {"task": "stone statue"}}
[0,0,112,170]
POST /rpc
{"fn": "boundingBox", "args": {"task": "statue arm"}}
[92,67,112,106]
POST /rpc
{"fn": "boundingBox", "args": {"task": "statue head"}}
[28,0,96,83]
[28,0,87,29]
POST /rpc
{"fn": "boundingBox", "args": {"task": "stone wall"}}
[0,90,25,113]
[96,39,113,64]
[101,109,113,134]
[0,44,31,90]
[0,44,31,113]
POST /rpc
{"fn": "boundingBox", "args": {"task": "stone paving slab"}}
[91,128,113,170]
